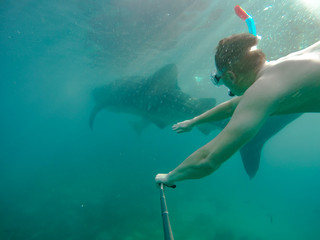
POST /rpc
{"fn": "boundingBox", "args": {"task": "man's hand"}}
[172,119,194,133]
[155,173,175,187]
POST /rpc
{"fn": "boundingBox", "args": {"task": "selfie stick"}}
[160,183,174,240]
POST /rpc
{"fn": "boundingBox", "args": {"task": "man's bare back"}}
[246,42,320,116]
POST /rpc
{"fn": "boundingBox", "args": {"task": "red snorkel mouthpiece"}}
[234,5,250,20]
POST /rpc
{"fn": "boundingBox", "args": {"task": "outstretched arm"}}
[158,91,274,185]
[172,96,241,133]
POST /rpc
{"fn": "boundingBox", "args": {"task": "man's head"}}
[213,33,266,96]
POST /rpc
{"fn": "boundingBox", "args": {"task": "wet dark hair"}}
[215,33,266,74]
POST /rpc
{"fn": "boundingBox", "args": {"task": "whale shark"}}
[89,64,300,178]
[90,64,218,134]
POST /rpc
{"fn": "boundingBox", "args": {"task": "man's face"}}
[211,69,241,96]
[220,71,245,96]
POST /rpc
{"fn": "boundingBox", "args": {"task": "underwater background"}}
[1,0,320,239]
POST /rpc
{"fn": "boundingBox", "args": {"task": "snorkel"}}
[211,5,257,96]
[234,5,257,36]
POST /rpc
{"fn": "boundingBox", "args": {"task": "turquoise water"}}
[1,0,320,239]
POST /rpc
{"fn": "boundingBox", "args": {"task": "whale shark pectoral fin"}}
[196,123,219,135]
[129,119,150,135]
[153,120,167,129]
[89,104,103,130]
[239,142,263,179]
[196,124,212,135]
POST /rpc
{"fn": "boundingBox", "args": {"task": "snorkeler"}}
[155,32,320,186]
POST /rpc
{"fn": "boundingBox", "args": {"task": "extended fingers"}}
[172,123,183,131]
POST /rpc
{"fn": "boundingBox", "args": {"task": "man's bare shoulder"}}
[245,60,320,115]
[237,72,287,117]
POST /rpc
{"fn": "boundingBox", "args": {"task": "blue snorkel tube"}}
[234,5,257,36]
[246,17,256,36]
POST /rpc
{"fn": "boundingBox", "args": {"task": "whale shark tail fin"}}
[89,104,103,130]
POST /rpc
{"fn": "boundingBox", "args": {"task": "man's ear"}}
[225,71,237,83]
